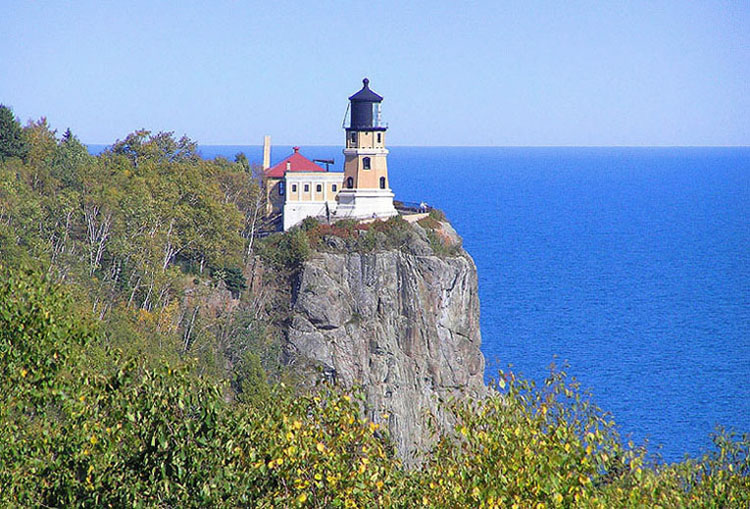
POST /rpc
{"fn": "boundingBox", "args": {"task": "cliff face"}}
[284,222,485,464]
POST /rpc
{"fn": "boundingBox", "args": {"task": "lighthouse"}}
[336,78,398,220]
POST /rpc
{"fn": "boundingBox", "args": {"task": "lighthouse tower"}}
[336,78,397,220]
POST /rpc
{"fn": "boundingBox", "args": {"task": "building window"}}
[316,184,322,193]
[363,157,371,170]
[332,184,337,192]
[377,133,382,143]
[350,132,357,143]
[304,184,309,192]
[379,177,386,189]
[346,177,354,189]
[291,184,297,193]
[279,182,285,195]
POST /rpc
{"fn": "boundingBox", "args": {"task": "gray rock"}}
[323,235,346,251]
[403,231,432,256]
[285,241,485,465]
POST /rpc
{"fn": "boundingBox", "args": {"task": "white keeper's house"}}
[263,78,397,231]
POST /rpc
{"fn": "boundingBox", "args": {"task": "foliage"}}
[399,368,627,507]
[256,227,311,271]
[0,268,401,507]
[416,214,441,230]
[428,207,446,222]
[0,118,271,385]
[417,208,462,257]
[0,105,29,161]
[233,351,271,406]
[222,310,284,384]
[0,266,94,410]
[299,215,413,254]
[295,213,461,258]
[1,266,748,507]
[423,228,462,257]
[210,265,247,297]
[110,129,200,166]
[398,368,750,508]
[1,119,259,311]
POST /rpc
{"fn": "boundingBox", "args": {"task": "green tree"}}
[110,129,199,168]
[23,117,58,174]
[233,351,270,406]
[234,151,250,172]
[0,105,28,162]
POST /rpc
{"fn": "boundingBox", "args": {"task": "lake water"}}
[96,143,750,463]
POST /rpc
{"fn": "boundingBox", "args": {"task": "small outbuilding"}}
[264,147,343,230]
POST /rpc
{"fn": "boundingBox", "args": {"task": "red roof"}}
[264,147,325,178]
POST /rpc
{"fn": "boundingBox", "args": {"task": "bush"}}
[416,215,441,230]
[398,367,750,508]
[428,208,446,222]
[209,265,247,297]
[299,216,320,232]
[233,351,271,406]
[423,228,460,257]
[256,227,312,271]
[306,215,413,254]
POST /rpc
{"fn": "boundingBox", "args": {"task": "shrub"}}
[209,265,247,297]
[299,216,320,232]
[233,351,271,406]
[428,208,447,222]
[423,226,461,257]
[417,215,441,230]
[256,228,312,271]
[397,367,750,508]
[305,216,412,253]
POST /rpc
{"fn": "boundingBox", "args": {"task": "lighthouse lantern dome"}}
[347,78,386,130]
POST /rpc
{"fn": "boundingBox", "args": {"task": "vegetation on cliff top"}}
[1,109,748,506]
[255,209,463,270]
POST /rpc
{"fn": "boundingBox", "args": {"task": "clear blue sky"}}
[2,1,748,146]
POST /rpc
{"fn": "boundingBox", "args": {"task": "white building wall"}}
[283,172,342,230]
[335,188,397,220]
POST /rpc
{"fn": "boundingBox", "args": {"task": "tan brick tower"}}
[336,78,397,220]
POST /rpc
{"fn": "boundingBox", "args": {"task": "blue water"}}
[94,143,750,463]
[388,147,749,464]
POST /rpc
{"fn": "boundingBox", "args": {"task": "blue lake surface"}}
[97,143,750,463]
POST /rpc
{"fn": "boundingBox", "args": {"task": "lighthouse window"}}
[291,184,297,193]
[350,132,357,143]
[363,157,371,170]
[346,177,354,189]
[379,177,386,189]
[316,184,322,193]
[304,184,309,192]
[332,184,337,192]
[377,133,382,143]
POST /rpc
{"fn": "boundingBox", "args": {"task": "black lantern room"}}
[345,78,386,131]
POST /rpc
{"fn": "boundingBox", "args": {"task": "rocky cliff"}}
[283,219,485,464]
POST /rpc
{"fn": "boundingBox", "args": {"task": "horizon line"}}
[85,142,750,149]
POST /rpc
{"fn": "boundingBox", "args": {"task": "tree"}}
[233,351,270,406]
[110,130,199,168]
[0,105,28,162]
[234,151,250,172]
